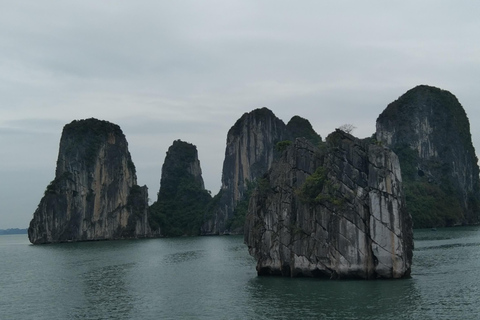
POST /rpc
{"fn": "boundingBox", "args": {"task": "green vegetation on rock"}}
[297,166,328,204]
[226,179,258,232]
[127,185,147,218]
[275,140,292,153]
[380,85,472,149]
[62,118,132,171]
[395,144,464,228]
[286,115,322,146]
[377,85,480,228]
[149,140,212,236]
[226,176,272,232]
[296,165,343,207]
[404,180,463,228]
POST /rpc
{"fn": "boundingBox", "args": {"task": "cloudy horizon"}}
[1,1,479,228]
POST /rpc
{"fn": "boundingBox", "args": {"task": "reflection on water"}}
[2,227,480,319]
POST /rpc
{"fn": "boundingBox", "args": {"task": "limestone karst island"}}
[28,85,480,280]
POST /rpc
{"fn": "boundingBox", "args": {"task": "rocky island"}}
[244,131,413,279]
[28,119,151,244]
[149,140,212,236]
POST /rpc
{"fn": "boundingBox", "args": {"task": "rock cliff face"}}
[28,119,150,244]
[376,85,480,227]
[149,140,211,236]
[245,131,413,279]
[201,108,290,235]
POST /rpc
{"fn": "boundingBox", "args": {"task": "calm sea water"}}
[1,227,480,320]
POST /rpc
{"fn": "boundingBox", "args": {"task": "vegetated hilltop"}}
[28,118,151,244]
[376,85,480,228]
[149,140,212,236]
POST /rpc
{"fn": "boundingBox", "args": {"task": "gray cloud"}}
[1,1,479,228]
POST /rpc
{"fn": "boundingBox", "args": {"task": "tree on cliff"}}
[338,124,356,134]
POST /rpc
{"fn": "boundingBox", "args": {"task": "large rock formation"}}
[201,108,322,235]
[149,140,212,236]
[28,118,151,244]
[245,131,413,279]
[376,85,480,228]
[201,108,290,235]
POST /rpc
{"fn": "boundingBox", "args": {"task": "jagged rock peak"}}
[245,131,413,279]
[376,85,480,227]
[28,118,150,244]
[149,139,211,236]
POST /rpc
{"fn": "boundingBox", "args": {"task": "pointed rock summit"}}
[149,140,211,236]
[28,118,150,244]
[376,85,480,227]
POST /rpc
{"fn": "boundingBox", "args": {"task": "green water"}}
[1,227,480,319]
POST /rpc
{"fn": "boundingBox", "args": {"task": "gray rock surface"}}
[245,131,413,279]
[28,119,151,244]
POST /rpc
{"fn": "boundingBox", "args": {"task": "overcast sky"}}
[1,1,479,229]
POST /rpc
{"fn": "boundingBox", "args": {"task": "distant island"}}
[0,228,28,235]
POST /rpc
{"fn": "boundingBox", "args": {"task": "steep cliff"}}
[245,131,413,279]
[28,118,150,244]
[376,85,480,228]
[201,108,289,235]
[149,140,211,236]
